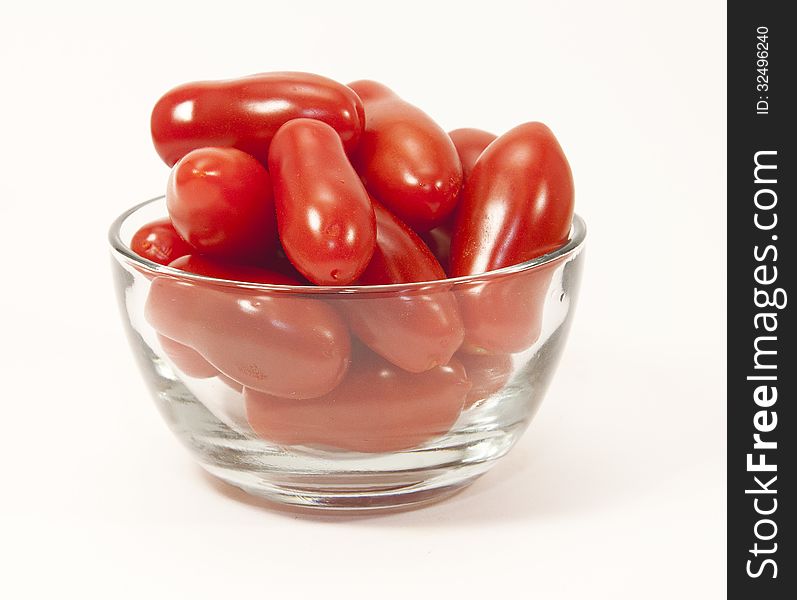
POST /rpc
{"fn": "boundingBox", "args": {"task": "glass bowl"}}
[109,197,586,511]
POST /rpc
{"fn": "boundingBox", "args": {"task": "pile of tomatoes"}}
[132,72,574,452]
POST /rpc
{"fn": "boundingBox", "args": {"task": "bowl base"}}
[142,350,525,513]
[200,462,486,513]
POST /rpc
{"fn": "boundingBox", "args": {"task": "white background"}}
[0,2,726,598]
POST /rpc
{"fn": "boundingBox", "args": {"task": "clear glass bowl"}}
[109,197,586,511]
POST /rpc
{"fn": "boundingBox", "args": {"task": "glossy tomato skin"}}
[166,147,277,262]
[357,201,446,284]
[151,72,365,166]
[448,128,496,182]
[268,119,376,285]
[343,201,464,372]
[450,122,574,275]
[130,218,192,265]
[145,261,350,399]
[348,80,463,232]
[245,345,470,453]
[346,80,394,103]
[450,123,573,354]
[157,334,219,378]
[169,254,298,285]
[416,130,495,273]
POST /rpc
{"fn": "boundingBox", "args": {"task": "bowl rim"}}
[109,196,587,295]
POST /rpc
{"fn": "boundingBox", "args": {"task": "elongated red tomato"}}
[166,147,277,261]
[448,128,496,182]
[348,80,462,232]
[169,254,298,285]
[151,72,365,166]
[268,119,376,285]
[419,129,495,272]
[145,271,350,399]
[461,261,561,354]
[346,80,394,103]
[130,218,192,265]
[451,122,574,274]
[450,123,573,354]
[245,345,470,453]
[343,201,464,372]
[157,334,219,378]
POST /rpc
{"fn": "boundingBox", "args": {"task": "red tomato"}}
[449,123,573,354]
[245,345,470,453]
[166,147,277,261]
[169,254,299,285]
[130,218,192,265]
[456,352,513,408]
[151,72,365,166]
[418,130,494,273]
[458,259,560,354]
[157,334,219,378]
[356,200,446,285]
[346,80,394,103]
[145,276,350,399]
[448,128,496,182]
[268,119,376,285]
[343,201,464,372]
[348,80,463,232]
[450,122,574,274]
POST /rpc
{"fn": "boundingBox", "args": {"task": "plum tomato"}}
[130,218,192,265]
[345,80,395,103]
[449,123,573,354]
[145,275,350,399]
[157,334,219,378]
[348,80,463,232]
[268,119,376,285]
[151,72,365,166]
[168,254,299,285]
[457,258,561,354]
[166,147,277,262]
[245,345,470,453]
[418,129,495,273]
[448,128,496,182]
[450,122,574,275]
[343,200,464,372]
